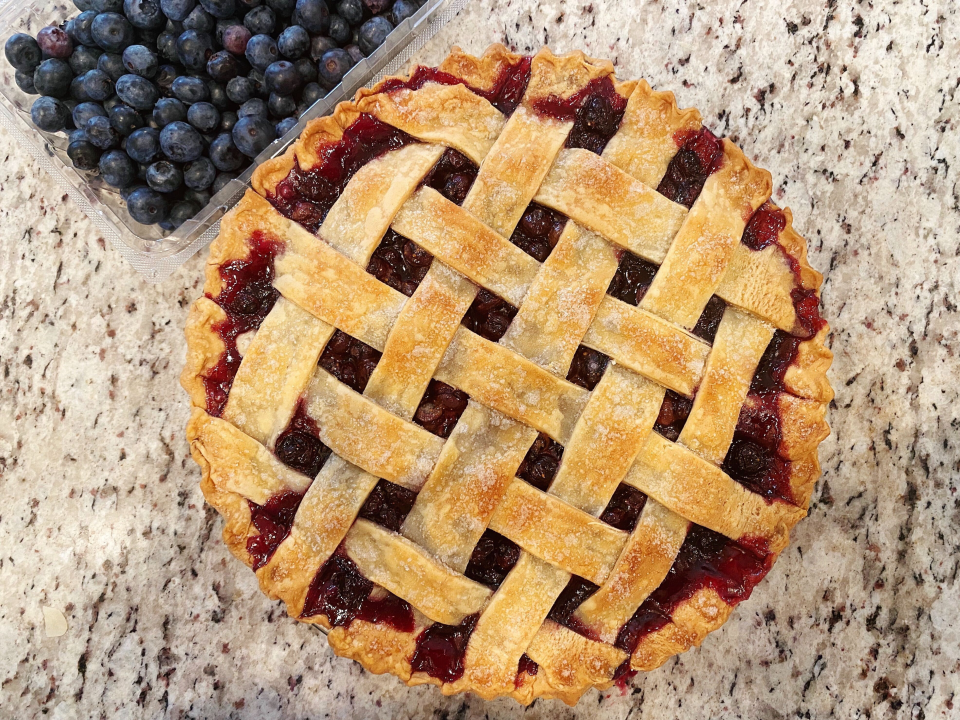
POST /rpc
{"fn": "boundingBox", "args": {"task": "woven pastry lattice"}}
[182,45,833,705]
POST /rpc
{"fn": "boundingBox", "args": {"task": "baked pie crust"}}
[181,45,833,705]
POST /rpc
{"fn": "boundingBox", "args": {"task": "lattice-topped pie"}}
[181,45,833,705]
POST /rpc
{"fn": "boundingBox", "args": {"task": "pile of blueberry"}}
[4,0,425,229]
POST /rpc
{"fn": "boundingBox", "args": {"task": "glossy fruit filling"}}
[509,202,568,262]
[413,380,469,438]
[566,345,610,391]
[461,288,518,342]
[246,490,305,571]
[274,399,330,479]
[564,77,629,154]
[751,330,801,394]
[301,549,414,632]
[367,230,433,297]
[358,479,417,532]
[464,529,521,589]
[269,114,419,233]
[517,432,564,491]
[319,330,381,394]
[691,295,727,343]
[422,148,479,206]
[205,231,284,417]
[654,390,693,442]
[599,484,648,532]
[410,613,480,683]
[548,576,601,638]
[615,525,772,654]
[607,251,659,306]
[658,127,724,208]
[724,394,794,504]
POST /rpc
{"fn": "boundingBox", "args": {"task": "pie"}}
[181,45,834,705]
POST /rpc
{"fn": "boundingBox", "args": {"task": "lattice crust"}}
[182,45,834,706]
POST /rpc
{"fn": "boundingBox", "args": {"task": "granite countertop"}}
[2,0,958,717]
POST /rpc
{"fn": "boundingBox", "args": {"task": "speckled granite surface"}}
[1,0,958,717]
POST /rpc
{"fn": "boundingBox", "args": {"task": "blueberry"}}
[85,114,121,147]
[300,81,325,106]
[70,74,91,101]
[115,73,159,109]
[72,11,98,46]
[294,57,317,84]
[15,69,38,94]
[156,64,178,93]
[160,0,195,21]
[123,0,166,29]
[211,172,236,194]
[219,110,237,132]
[125,126,160,162]
[295,0,328,33]
[37,26,74,59]
[243,5,275,34]
[139,27,163,44]
[127,186,169,223]
[68,44,102,75]
[344,42,363,64]
[244,33,278,70]
[357,16,391,56]
[68,128,89,143]
[72,101,107,128]
[145,159,182,191]
[392,0,417,24]
[318,48,351,87]
[337,0,361,25]
[213,17,241,45]
[102,94,123,112]
[268,91,296,117]
[225,75,254,103]
[277,25,308,59]
[93,0,124,12]
[30,96,69,132]
[67,140,100,170]
[91,13,136,52]
[182,5,215,32]
[73,0,96,11]
[232,115,275,156]
[362,0,389,12]
[275,115,297,136]
[263,60,299,95]
[266,0,296,17]
[81,69,114,101]
[309,34,336,61]
[172,75,209,103]
[153,97,186,126]
[198,0,235,18]
[327,14,350,44]
[122,45,158,77]
[186,101,219,131]
[68,138,103,171]
[98,148,137,186]
[32,59,72,98]
[184,187,211,206]
[183,156,215,189]
[97,52,126,81]
[109,103,143,134]
[156,31,178,61]
[207,81,229,109]
[160,199,198,228]
[247,67,266,95]
[160,120,203,161]
[177,30,213,71]
[221,24,251,54]
[205,50,237,82]
[237,97,266,118]
[165,17,184,33]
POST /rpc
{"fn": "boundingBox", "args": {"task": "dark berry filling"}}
[509,202,567,261]
[654,391,693,442]
[301,549,415,632]
[615,525,772,654]
[722,394,794,504]
[422,148,479,206]
[741,202,786,251]
[269,115,419,233]
[461,288,518,342]
[516,653,539,685]
[547,575,601,640]
[751,330,801,394]
[599,484,648,532]
[791,287,827,337]
[691,295,727,343]
[517,433,564,491]
[413,380,469,438]
[205,231,284,417]
[657,128,724,208]
[376,56,533,116]
[367,229,433,297]
[246,490,305,571]
[357,479,417,532]
[410,613,480,683]
[607,251,659,306]
[464,530,521,589]
[275,399,330,478]
[319,330,382,394]
[566,345,610,391]
[565,78,629,155]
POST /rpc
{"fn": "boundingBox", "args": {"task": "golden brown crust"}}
[183,43,836,707]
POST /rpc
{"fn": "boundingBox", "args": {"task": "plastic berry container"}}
[0,0,466,281]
